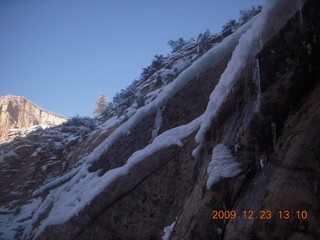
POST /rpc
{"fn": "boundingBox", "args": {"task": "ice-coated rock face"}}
[1,0,320,239]
[0,95,67,142]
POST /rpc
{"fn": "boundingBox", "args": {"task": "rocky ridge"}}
[0,0,319,239]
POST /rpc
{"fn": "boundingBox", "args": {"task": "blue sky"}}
[0,0,264,118]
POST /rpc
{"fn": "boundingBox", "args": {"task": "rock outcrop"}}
[0,95,67,142]
[0,0,319,239]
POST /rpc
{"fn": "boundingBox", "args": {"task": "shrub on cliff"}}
[167,37,194,53]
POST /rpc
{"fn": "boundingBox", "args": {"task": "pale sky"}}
[0,0,264,117]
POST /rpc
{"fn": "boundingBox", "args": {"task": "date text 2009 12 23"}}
[211,210,308,220]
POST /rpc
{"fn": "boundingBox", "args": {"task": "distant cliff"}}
[0,95,67,142]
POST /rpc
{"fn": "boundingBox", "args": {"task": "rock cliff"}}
[0,0,319,239]
[0,95,67,142]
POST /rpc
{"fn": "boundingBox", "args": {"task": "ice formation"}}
[207,144,242,189]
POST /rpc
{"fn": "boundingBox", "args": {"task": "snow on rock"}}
[68,15,254,170]
[195,0,305,146]
[161,221,176,240]
[99,116,119,130]
[0,198,42,240]
[21,5,262,238]
[15,1,307,238]
[23,116,203,239]
[150,59,191,86]
[32,166,81,197]
[207,144,242,189]
[145,88,162,105]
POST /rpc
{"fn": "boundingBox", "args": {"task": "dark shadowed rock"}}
[1,1,320,239]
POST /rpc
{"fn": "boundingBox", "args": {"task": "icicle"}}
[234,143,240,153]
[197,33,203,56]
[192,144,202,157]
[306,44,312,55]
[253,59,261,112]
[254,59,261,94]
[260,159,265,168]
[151,106,164,140]
[260,157,267,169]
[299,7,303,25]
[271,122,276,152]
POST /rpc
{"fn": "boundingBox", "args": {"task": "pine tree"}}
[93,93,108,116]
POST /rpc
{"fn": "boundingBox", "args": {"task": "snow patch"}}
[0,198,41,240]
[162,221,176,240]
[207,144,242,189]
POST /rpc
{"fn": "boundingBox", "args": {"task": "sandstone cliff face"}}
[0,95,67,142]
[0,0,319,240]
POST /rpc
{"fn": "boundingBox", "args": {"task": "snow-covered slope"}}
[0,117,96,239]
[1,0,320,239]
